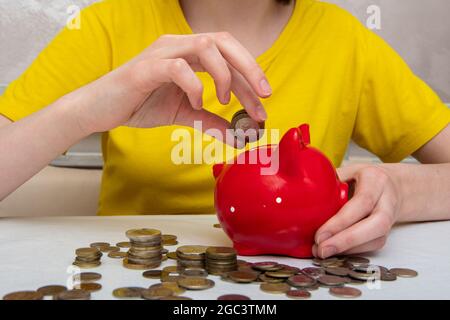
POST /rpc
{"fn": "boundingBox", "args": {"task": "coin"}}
[113,287,145,298]
[178,277,215,290]
[252,262,281,271]
[227,270,259,283]
[218,294,251,300]
[3,291,44,300]
[325,267,350,277]
[213,223,222,228]
[380,271,397,281]
[116,241,131,248]
[167,252,178,260]
[302,267,325,278]
[265,270,296,278]
[317,275,347,287]
[108,251,127,259]
[37,285,67,297]
[150,282,186,295]
[313,257,342,267]
[181,268,209,278]
[75,247,101,258]
[329,287,362,298]
[126,229,161,242]
[73,272,102,282]
[160,296,193,300]
[287,274,316,288]
[345,256,370,268]
[54,289,91,300]
[260,282,291,294]
[143,270,163,279]
[286,289,311,299]
[348,270,379,281]
[162,234,177,242]
[141,287,173,300]
[123,258,161,270]
[389,268,418,278]
[90,242,110,250]
[101,246,120,253]
[231,109,265,144]
[74,283,102,292]
[206,247,237,259]
[259,274,285,283]
[177,245,208,259]
[163,265,180,274]
[73,260,101,269]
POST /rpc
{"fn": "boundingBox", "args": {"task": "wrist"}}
[379,163,407,222]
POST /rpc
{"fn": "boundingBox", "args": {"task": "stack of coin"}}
[176,245,208,270]
[73,247,102,268]
[205,247,238,275]
[123,229,163,270]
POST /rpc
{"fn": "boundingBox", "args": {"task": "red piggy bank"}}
[213,124,349,258]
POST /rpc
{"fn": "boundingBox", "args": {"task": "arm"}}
[314,124,450,258]
[0,33,271,202]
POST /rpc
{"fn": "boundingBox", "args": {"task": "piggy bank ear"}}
[213,163,224,179]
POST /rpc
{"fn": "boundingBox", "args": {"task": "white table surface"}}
[0,215,449,300]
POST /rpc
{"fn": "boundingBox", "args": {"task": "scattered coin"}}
[74,282,102,292]
[325,267,350,277]
[329,287,362,298]
[150,282,186,295]
[260,283,291,294]
[142,270,163,279]
[90,242,110,250]
[227,270,259,283]
[252,262,281,271]
[213,223,222,228]
[286,289,311,299]
[167,252,178,260]
[287,274,316,288]
[3,291,44,300]
[389,268,418,278]
[113,287,145,299]
[317,275,347,287]
[178,278,215,290]
[345,256,370,268]
[302,267,325,278]
[101,246,120,253]
[259,274,285,283]
[54,289,91,300]
[181,268,209,278]
[108,251,127,259]
[141,287,173,300]
[73,272,102,282]
[37,285,67,297]
[218,294,251,300]
[160,296,193,300]
[116,241,131,248]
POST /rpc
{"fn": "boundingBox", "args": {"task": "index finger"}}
[211,32,272,98]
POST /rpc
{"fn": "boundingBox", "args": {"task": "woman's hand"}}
[70,33,271,144]
[313,165,402,258]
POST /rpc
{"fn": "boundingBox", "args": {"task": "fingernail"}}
[316,232,332,244]
[255,105,267,121]
[320,246,337,259]
[259,78,272,96]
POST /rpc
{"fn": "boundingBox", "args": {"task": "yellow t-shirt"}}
[1,0,449,215]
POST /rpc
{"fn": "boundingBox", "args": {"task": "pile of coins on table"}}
[123,229,163,270]
[176,245,208,270]
[2,227,419,300]
[73,247,102,268]
[205,246,238,275]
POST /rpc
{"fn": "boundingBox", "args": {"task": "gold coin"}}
[162,235,177,241]
[73,272,102,282]
[150,282,186,295]
[54,289,91,300]
[167,252,177,260]
[389,268,418,278]
[126,229,161,242]
[163,265,180,274]
[74,283,102,292]
[89,242,110,250]
[260,283,291,294]
[329,286,362,298]
[181,268,208,278]
[259,274,285,283]
[108,251,127,259]
[213,223,222,228]
[178,277,215,290]
[3,291,44,300]
[177,245,208,257]
[286,289,311,299]
[252,261,281,271]
[142,270,162,279]
[37,285,67,297]
[345,256,370,268]
[112,287,145,298]
[101,246,120,253]
[123,258,161,270]
[265,270,296,278]
[73,260,101,269]
[206,247,237,259]
[141,287,173,300]
[116,241,131,248]
[75,247,101,258]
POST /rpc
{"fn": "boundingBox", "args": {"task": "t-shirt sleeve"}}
[352,28,450,163]
[0,2,112,121]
